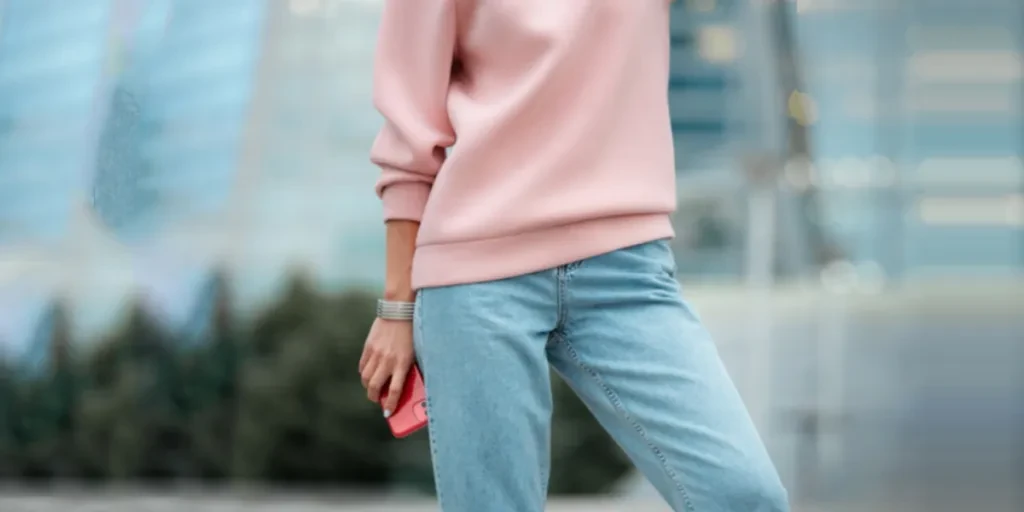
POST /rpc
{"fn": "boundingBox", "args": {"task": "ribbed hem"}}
[411,213,674,289]
[381,181,432,222]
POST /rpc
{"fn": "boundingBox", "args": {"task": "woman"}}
[359,1,789,510]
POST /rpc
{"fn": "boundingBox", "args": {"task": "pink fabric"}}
[371,0,677,289]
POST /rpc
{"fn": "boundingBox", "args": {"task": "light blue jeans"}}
[413,240,789,512]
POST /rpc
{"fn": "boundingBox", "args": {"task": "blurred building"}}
[669,0,743,167]
[797,0,1024,279]
[0,1,111,245]
[0,0,271,347]
[227,0,386,296]
[92,0,266,242]
[666,0,1023,281]
[93,0,389,304]
[0,0,1021,331]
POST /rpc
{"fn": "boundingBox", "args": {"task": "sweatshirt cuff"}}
[381,181,432,222]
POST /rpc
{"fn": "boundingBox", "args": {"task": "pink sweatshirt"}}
[371,0,677,289]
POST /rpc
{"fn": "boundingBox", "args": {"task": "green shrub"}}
[231,276,392,486]
[2,302,81,480]
[75,302,188,480]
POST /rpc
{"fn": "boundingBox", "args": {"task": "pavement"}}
[0,495,669,512]
[0,492,855,512]
[0,490,1000,512]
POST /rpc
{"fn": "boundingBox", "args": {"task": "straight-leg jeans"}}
[413,240,789,512]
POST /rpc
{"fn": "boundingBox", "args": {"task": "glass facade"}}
[668,0,1024,280]
[230,0,386,295]
[798,0,1024,277]
[669,0,744,170]
[0,0,269,347]
[91,0,267,242]
[0,0,110,245]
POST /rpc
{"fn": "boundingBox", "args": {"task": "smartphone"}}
[379,364,428,438]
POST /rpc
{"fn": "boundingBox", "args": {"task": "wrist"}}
[383,285,415,302]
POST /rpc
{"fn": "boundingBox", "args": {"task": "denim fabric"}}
[413,240,789,512]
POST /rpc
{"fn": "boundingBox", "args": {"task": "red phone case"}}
[380,364,428,438]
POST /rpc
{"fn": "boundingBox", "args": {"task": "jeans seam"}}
[553,267,568,334]
[541,331,560,497]
[415,291,446,507]
[553,332,697,512]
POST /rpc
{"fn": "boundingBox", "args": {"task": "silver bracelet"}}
[377,299,415,321]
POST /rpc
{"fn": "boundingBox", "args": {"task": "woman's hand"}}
[359,317,416,416]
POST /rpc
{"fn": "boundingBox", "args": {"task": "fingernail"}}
[383,409,392,419]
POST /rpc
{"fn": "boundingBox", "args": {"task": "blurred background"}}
[0,0,1021,510]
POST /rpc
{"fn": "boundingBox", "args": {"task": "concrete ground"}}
[0,494,850,512]
[0,490,948,512]
[0,495,667,512]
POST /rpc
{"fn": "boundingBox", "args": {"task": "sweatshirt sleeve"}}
[370,0,457,223]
